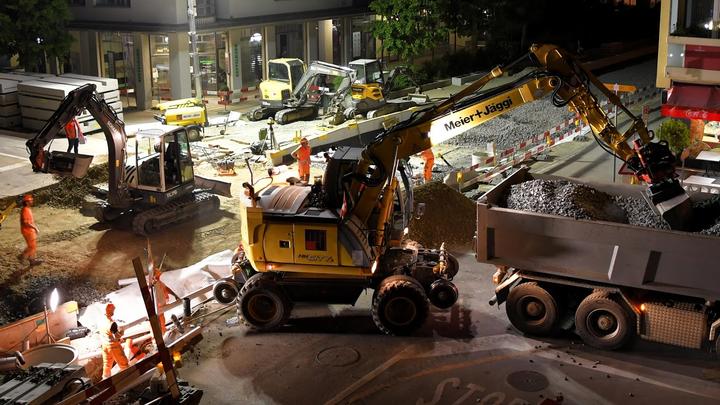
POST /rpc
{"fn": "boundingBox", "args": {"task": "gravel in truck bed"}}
[503,179,720,235]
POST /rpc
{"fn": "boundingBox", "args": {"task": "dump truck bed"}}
[476,168,720,301]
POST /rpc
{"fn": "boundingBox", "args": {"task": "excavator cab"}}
[131,126,195,205]
[249,58,306,121]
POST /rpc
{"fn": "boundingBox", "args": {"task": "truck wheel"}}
[237,273,291,331]
[506,282,559,336]
[575,293,634,350]
[186,126,202,142]
[372,275,429,336]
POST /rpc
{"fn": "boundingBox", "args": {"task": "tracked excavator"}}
[225,44,692,335]
[26,84,231,235]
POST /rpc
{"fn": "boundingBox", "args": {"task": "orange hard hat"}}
[105,302,116,316]
[22,194,33,203]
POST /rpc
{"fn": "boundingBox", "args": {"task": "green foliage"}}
[0,0,73,71]
[657,119,691,155]
[370,0,448,64]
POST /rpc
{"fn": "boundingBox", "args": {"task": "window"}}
[95,0,131,7]
[305,230,327,251]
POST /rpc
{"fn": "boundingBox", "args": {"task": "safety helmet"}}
[22,194,33,204]
[105,302,116,316]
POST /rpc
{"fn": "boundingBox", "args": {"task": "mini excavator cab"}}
[131,126,195,204]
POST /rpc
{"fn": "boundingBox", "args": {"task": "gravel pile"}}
[612,195,669,229]
[409,182,476,249]
[505,179,626,222]
[33,162,109,208]
[700,222,720,236]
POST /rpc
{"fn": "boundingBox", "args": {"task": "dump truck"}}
[478,167,720,353]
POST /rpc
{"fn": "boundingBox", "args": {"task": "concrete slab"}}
[61,73,119,91]
[0,105,19,116]
[0,72,49,82]
[17,81,78,100]
[0,116,21,128]
[0,79,19,94]
[37,76,116,93]
[0,92,18,105]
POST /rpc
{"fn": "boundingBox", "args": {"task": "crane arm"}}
[345,44,691,250]
[25,83,131,207]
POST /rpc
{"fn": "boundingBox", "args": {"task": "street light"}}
[44,288,59,344]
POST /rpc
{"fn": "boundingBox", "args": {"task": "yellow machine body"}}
[259,58,306,108]
[159,105,207,127]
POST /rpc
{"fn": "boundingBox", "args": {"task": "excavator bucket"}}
[657,194,695,232]
[194,175,232,198]
[45,151,94,178]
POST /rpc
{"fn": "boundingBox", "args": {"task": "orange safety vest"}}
[20,206,35,235]
[65,119,81,140]
[295,145,311,165]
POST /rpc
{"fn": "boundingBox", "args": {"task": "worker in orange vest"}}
[65,117,82,154]
[420,148,435,183]
[18,194,42,266]
[100,302,129,379]
[291,137,312,182]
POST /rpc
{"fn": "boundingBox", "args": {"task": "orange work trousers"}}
[102,343,129,378]
[298,161,310,179]
[21,229,37,260]
[423,157,435,182]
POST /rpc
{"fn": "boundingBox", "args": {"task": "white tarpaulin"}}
[78,250,233,332]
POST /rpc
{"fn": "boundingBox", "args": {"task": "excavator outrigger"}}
[228,44,692,335]
[26,84,230,234]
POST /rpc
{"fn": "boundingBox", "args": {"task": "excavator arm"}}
[26,84,131,208]
[345,44,691,251]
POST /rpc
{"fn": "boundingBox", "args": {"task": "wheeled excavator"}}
[225,44,692,335]
[26,83,231,235]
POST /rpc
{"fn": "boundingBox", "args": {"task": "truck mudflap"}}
[195,175,232,198]
[490,272,521,306]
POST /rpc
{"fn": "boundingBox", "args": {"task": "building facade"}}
[656,0,720,140]
[67,0,377,109]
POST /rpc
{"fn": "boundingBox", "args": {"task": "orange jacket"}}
[293,145,311,165]
[420,149,434,161]
[65,118,81,140]
[20,206,36,235]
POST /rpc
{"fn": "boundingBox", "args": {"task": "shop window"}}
[150,35,171,100]
[305,230,327,251]
[671,0,718,38]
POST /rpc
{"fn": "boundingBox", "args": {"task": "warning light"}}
[640,303,646,312]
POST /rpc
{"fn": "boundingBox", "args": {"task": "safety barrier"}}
[452,85,660,190]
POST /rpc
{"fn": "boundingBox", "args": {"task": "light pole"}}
[188,0,203,99]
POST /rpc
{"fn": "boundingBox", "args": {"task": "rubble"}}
[33,162,109,208]
[409,182,476,249]
[612,195,669,229]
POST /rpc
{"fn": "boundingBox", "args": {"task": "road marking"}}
[0,162,26,173]
[0,151,26,160]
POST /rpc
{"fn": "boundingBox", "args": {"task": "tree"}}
[0,0,73,72]
[657,119,691,155]
[370,0,449,64]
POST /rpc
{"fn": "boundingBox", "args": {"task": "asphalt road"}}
[182,253,720,405]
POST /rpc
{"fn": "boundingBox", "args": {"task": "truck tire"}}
[575,292,634,350]
[506,282,559,336]
[237,273,291,331]
[372,275,429,336]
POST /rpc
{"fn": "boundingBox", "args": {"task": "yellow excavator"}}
[248,58,306,121]
[224,44,691,335]
[0,201,17,229]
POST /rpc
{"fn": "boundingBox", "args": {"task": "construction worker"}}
[64,117,82,154]
[100,302,129,379]
[291,137,311,183]
[420,148,435,183]
[18,194,42,266]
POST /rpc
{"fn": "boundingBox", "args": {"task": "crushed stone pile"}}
[504,179,720,235]
[409,182,476,249]
[505,179,627,223]
[33,162,109,208]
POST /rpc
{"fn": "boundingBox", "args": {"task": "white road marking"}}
[0,162,26,172]
[0,151,26,160]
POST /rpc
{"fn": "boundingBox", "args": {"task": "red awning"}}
[662,83,720,121]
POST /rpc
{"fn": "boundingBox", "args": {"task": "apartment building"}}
[656,0,720,140]
[67,0,376,109]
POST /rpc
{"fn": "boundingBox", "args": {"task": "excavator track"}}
[274,106,317,125]
[131,191,220,235]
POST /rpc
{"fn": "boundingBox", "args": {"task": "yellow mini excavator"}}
[248,58,306,121]
[226,44,692,335]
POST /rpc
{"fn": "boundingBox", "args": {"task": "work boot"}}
[29,258,44,266]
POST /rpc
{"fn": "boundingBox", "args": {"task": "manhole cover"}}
[506,370,549,392]
[316,346,360,367]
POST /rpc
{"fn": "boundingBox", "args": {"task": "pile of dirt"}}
[409,182,476,250]
[33,163,108,208]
